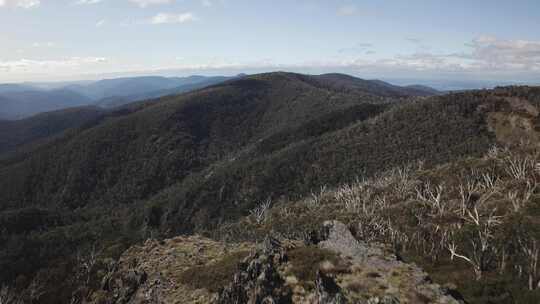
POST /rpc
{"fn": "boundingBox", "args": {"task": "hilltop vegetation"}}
[0,72,539,303]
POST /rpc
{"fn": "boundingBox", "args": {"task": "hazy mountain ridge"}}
[65,76,209,100]
[404,84,442,95]
[0,89,93,120]
[0,84,43,94]
[0,75,235,120]
[0,73,438,121]
[93,75,234,108]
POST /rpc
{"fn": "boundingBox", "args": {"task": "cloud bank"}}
[150,12,197,24]
[129,0,172,8]
[0,57,108,73]
[2,37,539,83]
[0,0,40,8]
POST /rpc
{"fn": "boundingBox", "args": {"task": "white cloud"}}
[201,0,211,7]
[273,36,540,80]
[129,0,172,8]
[150,12,197,24]
[0,0,40,9]
[464,36,540,71]
[32,42,56,48]
[2,36,538,83]
[339,42,373,54]
[74,0,103,4]
[96,19,106,27]
[0,57,108,73]
[383,37,540,73]
[406,37,423,44]
[337,4,358,16]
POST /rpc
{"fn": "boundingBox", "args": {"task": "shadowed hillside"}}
[0,72,397,211]
[0,106,106,157]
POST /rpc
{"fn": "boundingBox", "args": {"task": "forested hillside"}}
[0,73,397,211]
[0,106,106,157]
[0,73,538,303]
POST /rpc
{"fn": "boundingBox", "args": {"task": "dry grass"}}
[286,246,342,284]
[177,250,250,292]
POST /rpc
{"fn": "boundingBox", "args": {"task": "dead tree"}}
[416,182,447,217]
[307,185,328,210]
[504,155,534,180]
[75,244,103,288]
[447,208,503,281]
[26,276,46,303]
[517,235,540,290]
[506,181,537,212]
[0,285,22,304]
[249,198,272,224]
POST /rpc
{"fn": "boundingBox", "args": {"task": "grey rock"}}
[111,269,148,304]
[318,221,373,261]
[217,249,292,304]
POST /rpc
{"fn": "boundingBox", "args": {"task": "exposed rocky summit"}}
[90,221,463,304]
[89,236,253,303]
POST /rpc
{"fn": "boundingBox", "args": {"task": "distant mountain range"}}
[0,75,237,120]
[0,89,92,120]
[382,78,537,91]
[0,73,439,121]
[0,73,440,157]
[92,76,232,108]
[310,74,440,97]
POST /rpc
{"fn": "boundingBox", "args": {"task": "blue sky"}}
[1,0,539,83]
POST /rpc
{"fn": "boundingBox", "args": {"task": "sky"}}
[0,0,540,84]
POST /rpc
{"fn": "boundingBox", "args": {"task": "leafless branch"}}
[249,198,272,224]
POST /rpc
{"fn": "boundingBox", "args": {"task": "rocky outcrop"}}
[217,221,463,304]
[217,237,292,304]
[91,222,463,304]
[318,221,381,261]
[89,236,253,304]
[314,221,462,304]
